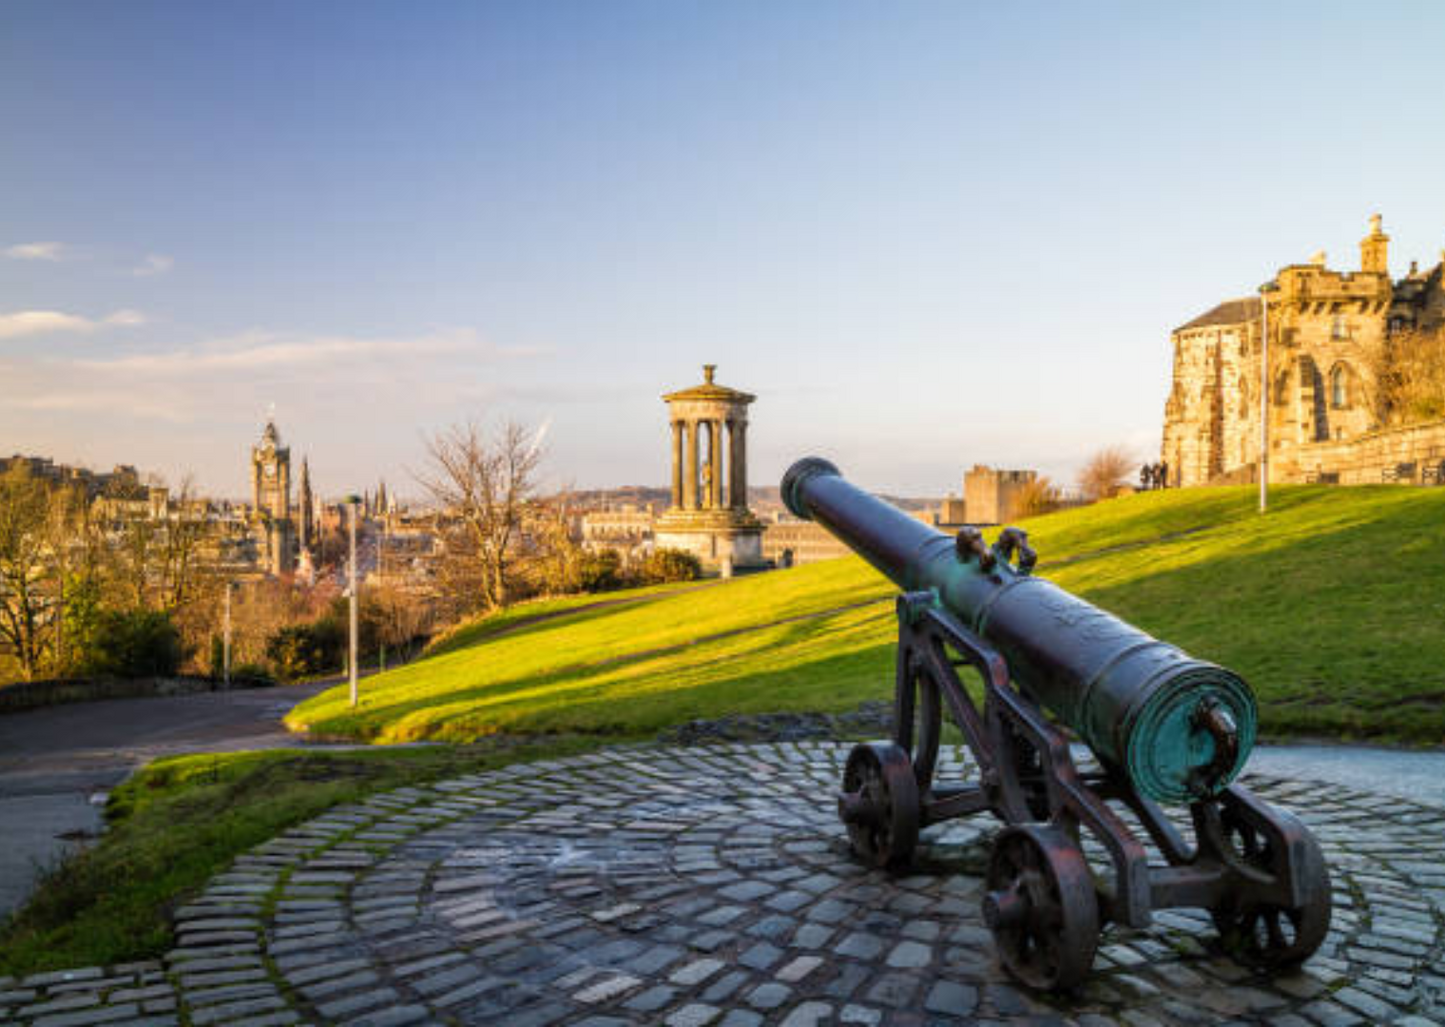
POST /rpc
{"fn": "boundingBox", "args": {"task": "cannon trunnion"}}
[783,457,1331,991]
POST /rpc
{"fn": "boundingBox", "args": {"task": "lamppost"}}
[1258,280,1280,513]
[223,580,232,688]
[346,495,360,708]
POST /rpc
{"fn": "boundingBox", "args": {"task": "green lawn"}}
[290,485,1445,745]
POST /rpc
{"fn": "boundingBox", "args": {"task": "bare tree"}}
[416,420,544,612]
[1014,475,1062,518]
[1368,326,1445,427]
[0,464,57,680]
[1078,446,1134,502]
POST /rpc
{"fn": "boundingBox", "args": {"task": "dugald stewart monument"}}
[1163,214,1445,487]
[653,363,767,572]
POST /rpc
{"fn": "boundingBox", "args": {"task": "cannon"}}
[781,457,1332,990]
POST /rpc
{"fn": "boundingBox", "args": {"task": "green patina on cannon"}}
[782,457,1332,990]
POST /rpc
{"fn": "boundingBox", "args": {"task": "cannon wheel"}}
[895,654,941,792]
[983,824,1099,990]
[837,741,920,869]
[1210,807,1332,968]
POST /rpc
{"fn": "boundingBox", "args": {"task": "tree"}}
[82,609,182,678]
[1014,476,1062,518]
[1078,447,1134,502]
[417,420,544,613]
[1368,326,1445,427]
[0,464,54,680]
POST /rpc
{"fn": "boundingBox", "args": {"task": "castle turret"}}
[1360,213,1389,276]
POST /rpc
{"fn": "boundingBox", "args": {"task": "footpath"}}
[0,681,335,916]
[2,738,1444,1026]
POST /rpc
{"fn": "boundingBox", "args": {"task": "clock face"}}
[265,464,276,479]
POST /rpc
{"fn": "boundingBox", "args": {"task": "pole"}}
[1259,287,1271,513]
[56,572,65,670]
[348,498,359,708]
[223,581,232,688]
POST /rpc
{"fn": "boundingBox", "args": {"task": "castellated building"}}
[1163,216,1445,487]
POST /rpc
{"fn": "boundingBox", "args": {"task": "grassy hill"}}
[287,485,1445,745]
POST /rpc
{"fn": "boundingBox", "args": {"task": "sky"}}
[4,2,1445,500]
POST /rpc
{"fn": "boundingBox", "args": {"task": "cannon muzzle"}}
[782,457,1255,804]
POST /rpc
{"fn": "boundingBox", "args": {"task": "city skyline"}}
[4,3,1445,497]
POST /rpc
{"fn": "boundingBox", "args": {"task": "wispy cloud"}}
[0,309,147,340]
[75,327,519,375]
[4,241,70,261]
[132,253,174,277]
[3,325,549,426]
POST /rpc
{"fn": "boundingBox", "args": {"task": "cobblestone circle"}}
[4,741,1445,1026]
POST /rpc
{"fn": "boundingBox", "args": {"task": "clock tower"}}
[250,419,296,575]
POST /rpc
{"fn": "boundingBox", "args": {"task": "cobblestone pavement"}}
[4,742,1445,1027]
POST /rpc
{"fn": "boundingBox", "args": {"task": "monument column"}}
[710,419,724,509]
[670,421,683,507]
[684,419,699,510]
[730,419,747,511]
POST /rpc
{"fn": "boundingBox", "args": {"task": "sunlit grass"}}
[289,485,1445,745]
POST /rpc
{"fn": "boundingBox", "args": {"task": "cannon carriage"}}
[783,457,1332,990]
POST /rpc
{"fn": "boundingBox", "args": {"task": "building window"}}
[1330,365,1348,408]
[1331,315,1349,339]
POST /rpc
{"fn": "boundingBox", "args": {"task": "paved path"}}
[0,682,333,916]
[5,741,1443,1026]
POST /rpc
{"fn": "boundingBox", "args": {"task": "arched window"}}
[1331,315,1349,340]
[1330,365,1348,408]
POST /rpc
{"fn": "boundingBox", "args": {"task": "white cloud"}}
[4,241,68,261]
[77,327,536,375]
[0,309,147,340]
[104,309,147,327]
[132,254,174,277]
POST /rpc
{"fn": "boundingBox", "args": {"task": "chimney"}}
[1360,213,1389,276]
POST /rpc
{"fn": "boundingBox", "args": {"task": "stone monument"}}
[653,364,765,572]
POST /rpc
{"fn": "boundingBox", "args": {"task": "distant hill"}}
[557,484,936,513]
[288,484,1445,745]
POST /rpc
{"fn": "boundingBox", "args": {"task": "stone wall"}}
[1285,418,1445,485]
[0,674,271,714]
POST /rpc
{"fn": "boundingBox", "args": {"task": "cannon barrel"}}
[782,457,1256,804]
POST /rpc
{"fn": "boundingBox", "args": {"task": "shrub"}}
[636,548,702,585]
[578,550,625,593]
[265,619,345,681]
[83,610,183,678]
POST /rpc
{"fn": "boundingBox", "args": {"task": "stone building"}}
[964,465,1038,525]
[250,419,299,576]
[652,365,766,572]
[760,516,852,567]
[580,505,655,555]
[1162,216,1445,486]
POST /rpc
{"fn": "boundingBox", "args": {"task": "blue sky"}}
[4,2,1445,499]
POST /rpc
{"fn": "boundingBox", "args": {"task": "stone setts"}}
[4,742,1445,1025]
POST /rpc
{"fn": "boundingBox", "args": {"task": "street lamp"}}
[1258,280,1280,513]
[346,495,360,708]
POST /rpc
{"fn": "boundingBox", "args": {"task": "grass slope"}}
[288,485,1445,745]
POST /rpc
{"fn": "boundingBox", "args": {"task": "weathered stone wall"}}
[1283,418,1445,484]
[963,466,1036,524]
